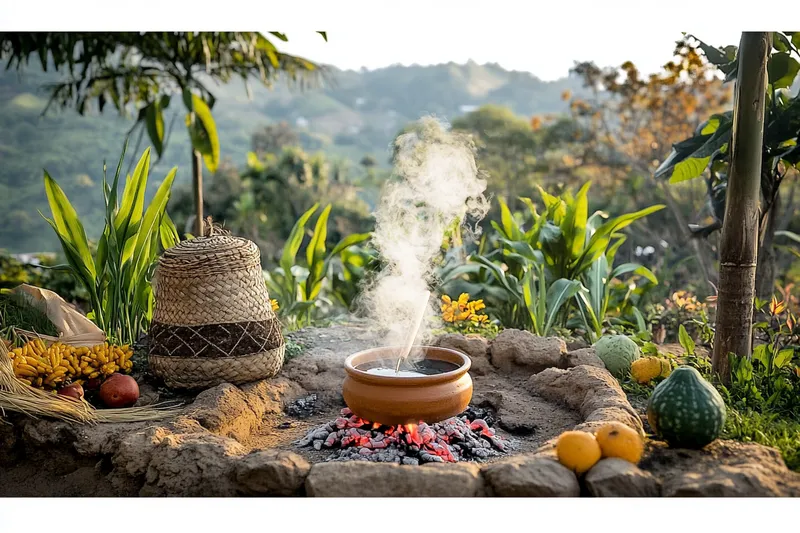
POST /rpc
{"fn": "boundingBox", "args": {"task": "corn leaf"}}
[543,278,582,335]
[305,204,331,300]
[42,171,96,279]
[281,203,318,275]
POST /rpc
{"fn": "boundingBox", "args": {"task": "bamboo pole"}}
[712,32,770,383]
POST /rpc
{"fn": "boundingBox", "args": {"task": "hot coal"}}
[295,407,512,464]
[357,358,460,376]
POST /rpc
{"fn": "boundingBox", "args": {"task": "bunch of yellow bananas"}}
[7,339,133,389]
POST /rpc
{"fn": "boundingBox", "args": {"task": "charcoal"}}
[312,429,330,440]
[297,406,512,465]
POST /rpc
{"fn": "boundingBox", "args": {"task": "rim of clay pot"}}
[344,345,470,387]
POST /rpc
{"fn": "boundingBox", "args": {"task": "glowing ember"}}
[295,407,511,464]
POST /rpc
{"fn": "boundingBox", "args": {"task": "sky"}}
[277,28,744,81]
[1,1,750,82]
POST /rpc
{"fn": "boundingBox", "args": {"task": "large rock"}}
[642,440,800,497]
[484,455,580,497]
[490,329,566,374]
[184,377,305,441]
[234,450,310,496]
[184,383,256,441]
[434,333,492,375]
[560,347,605,370]
[585,458,660,497]
[305,462,484,497]
[527,365,643,435]
[138,432,246,497]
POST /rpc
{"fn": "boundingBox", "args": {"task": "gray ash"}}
[295,407,512,464]
[286,394,321,418]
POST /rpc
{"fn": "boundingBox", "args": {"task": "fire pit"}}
[342,345,472,426]
[296,406,510,464]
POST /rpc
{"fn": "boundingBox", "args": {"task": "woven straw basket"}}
[148,230,284,389]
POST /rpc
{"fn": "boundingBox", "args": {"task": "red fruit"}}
[57,383,84,401]
[99,373,139,408]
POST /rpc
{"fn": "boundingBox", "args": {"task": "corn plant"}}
[265,203,371,329]
[574,214,658,342]
[41,144,180,345]
[461,182,663,337]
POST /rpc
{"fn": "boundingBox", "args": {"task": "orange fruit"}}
[595,422,644,464]
[556,430,602,474]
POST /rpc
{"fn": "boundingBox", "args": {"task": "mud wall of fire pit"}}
[2,324,799,497]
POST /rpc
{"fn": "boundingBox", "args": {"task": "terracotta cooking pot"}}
[342,345,473,426]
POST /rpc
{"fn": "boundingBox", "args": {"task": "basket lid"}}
[157,235,262,274]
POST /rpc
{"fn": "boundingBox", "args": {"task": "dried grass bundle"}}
[0,336,179,425]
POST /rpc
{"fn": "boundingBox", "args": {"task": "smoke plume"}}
[358,116,489,363]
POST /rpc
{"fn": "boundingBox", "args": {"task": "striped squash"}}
[646,366,726,449]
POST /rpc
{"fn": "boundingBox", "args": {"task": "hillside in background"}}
[0,60,586,253]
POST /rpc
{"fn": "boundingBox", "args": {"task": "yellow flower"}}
[442,295,452,305]
[457,293,470,309]
[469,299,486,313]
[270,299,279,312]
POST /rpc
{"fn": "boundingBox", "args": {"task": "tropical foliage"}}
[41,145,179,344]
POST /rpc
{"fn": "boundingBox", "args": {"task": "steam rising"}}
[358,116,489,364]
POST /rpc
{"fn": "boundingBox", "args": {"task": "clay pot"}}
[343,346,473,426]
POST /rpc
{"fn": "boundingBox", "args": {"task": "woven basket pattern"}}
[148,320,283,359]
[152,236,274,327]
[148,231,284,389]
[149,345,285,389]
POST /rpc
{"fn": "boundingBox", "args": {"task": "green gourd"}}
[646,366,726,449]
[593,334,640,378]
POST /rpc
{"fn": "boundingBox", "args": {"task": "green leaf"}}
[774,348,794,369]
[42,171,96,279]
[632,307,647,333]
[752,344,769,368]
[115,149,151,266]
[329,232,372,257]
[522,269,542,335]
[562,181,591,259]
[584,255,608,322]
[773,33,792,52]
[573,205,665,276]
[186,94,220,173]
[768,52,800,89]
[543,278,581,335]
[269,32,289,42]
[678,324,695,355]
[574,285,602,338]
[611,263,658,285]
[499,199,520,240]
[145,101,165,156]
[472,255,522,302]
[130,167,178,282]
[281,203,319,275]
[305,205,331,300]
[689,36,731,66]
[317,31,328,42]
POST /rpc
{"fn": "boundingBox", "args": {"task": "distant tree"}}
[565,38,732,292]
[451,104,540,211]
[0,32,327,235]
[252,121,301,157]
[359,155,377,169]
